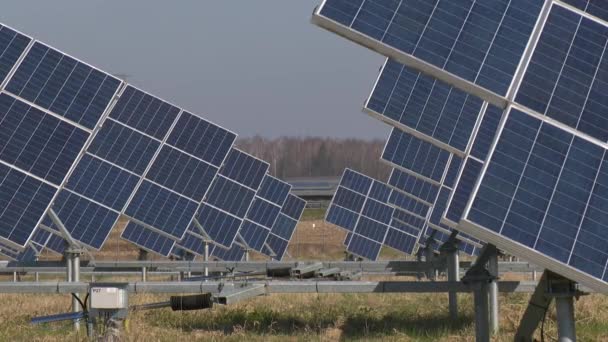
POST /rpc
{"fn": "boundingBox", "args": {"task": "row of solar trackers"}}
[313,0,608,292]
[0,23,305,262]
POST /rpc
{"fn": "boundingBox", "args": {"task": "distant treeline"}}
[236,136,391,180]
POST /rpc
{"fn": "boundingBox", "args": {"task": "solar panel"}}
[326,169,429,260]
[367,59,484,155]
[382,128,451,183]
[192,148,269,248]
[210,243,246,261]
[121,221,175,257]
[264,193,306,260]
[313,0,546,103]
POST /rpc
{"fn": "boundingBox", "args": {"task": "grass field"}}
[1,209,607,341]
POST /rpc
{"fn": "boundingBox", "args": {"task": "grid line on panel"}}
[0,25,32,88]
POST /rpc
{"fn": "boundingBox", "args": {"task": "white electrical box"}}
[90,286,128,309]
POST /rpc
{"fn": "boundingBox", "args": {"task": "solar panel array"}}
[314,0,608,292]
[326,168,430,260]
[0,22,305,262]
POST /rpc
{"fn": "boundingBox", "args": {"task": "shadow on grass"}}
[146,305,473,339]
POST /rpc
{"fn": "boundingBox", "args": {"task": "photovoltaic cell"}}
[314,0,544,97]
[367,59,484,153]
[43,190,120,250]
[257,175,291,206]
[121,222,175,257]
[516,4,608,143]
[0,93,89,185]
[264,194,306,260]
[561,0,608,22]
[6,41,121,129]
[0,163,56,247]
[463,107,608,291]
[326,169,428,259]
[382,129,451,183]
[211,243,246,261]
[0,25,31,85]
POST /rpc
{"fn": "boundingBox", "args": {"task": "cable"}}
[71,293,86,311]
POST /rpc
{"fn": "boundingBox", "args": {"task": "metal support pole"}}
[71,252,81,332]
[13,272,17,282]
[244,249,250,262]
[447,249,459,320]
[35,272,39,282]
[473,282,490,342]
[555,296,576,342]
[514,272,551,342]
[142,266,147,282]
[204,241,209,277]
[488,250,499,335]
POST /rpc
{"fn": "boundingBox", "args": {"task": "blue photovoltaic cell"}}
[516,5,608,143]
[125,180,198,240]
[562,0,608,22]
[45,190,119,250]
[246,198,281,230]
[31,228,50,247]
[367,59,484,152]
[239,221,270,251]
[388,168,439,204]
[0,163,56,247]
[145,146,217,202]
[264,233,290,260]
[389,191,430,219]
[421,226,479,256]
[277,194,306,221]
[444,156,463,189]
[383,129,451,182]
[211,243,246,261]
[344,232,353,246]
[257,175,291,206]
[176,232,205,255]
[109,86,180,140]
[121,222,175,257]
[167,111,237,167]
[445,159,483,224]
[204,176,255,218]
[219,149,269,190]
[195,204,242,248]
[0,93,89,185]
[170,245,196,260]
[0,242,20,259]
[348,233,382,261]
[65,154,139,211]
[466,108,608,285]
[470,105,503,160]
[316,0,544,96]
[270,213,299,241]
[0,25,31,85]
[6,42,121,129]
[327,169,425,259]
[87,120,160,175]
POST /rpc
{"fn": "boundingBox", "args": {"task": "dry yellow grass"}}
[0,211,607,341]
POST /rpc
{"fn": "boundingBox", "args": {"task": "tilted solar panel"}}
[313,0,546,104]
[192,148,269,249]
[121,221,175,257]
[326,169,429,260]
[264,194,306,260]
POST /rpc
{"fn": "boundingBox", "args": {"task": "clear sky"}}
[0,0,388,139]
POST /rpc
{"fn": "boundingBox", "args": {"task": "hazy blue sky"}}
[0,1,388,139]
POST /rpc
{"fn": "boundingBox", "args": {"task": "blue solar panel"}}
[262,194,306,260]
[125,180,199,240]
[108,85,180,140]
[0,163,56,247]
[257,175,291,206]
[562,0,608,22]
[44,234,66,255]
[65,154,139,211]
[515,4,608,143]
[211,243,246,261]
[194,204,242,248]
[0,25,31,85]
[383,129,451,183]
[145,146,217,202]
[44,190,120,250]
[326,169,427,259]
[204,176,256,218]
[388,168,439,204]
[270,212,300,241]
[167,111,237,167]
[264,234,290,260]
[219,149,268,190]
[0,242,21,260]
[463,107,608,291]
[246,199,281,232]
[6,41,121,129]
[239,221,270,251]
[367,59,484,153]
[87,120,160,175]
[176,231,205,256]
[314,0,544,98]
[121,222,175,257]
[0,93,89,185]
